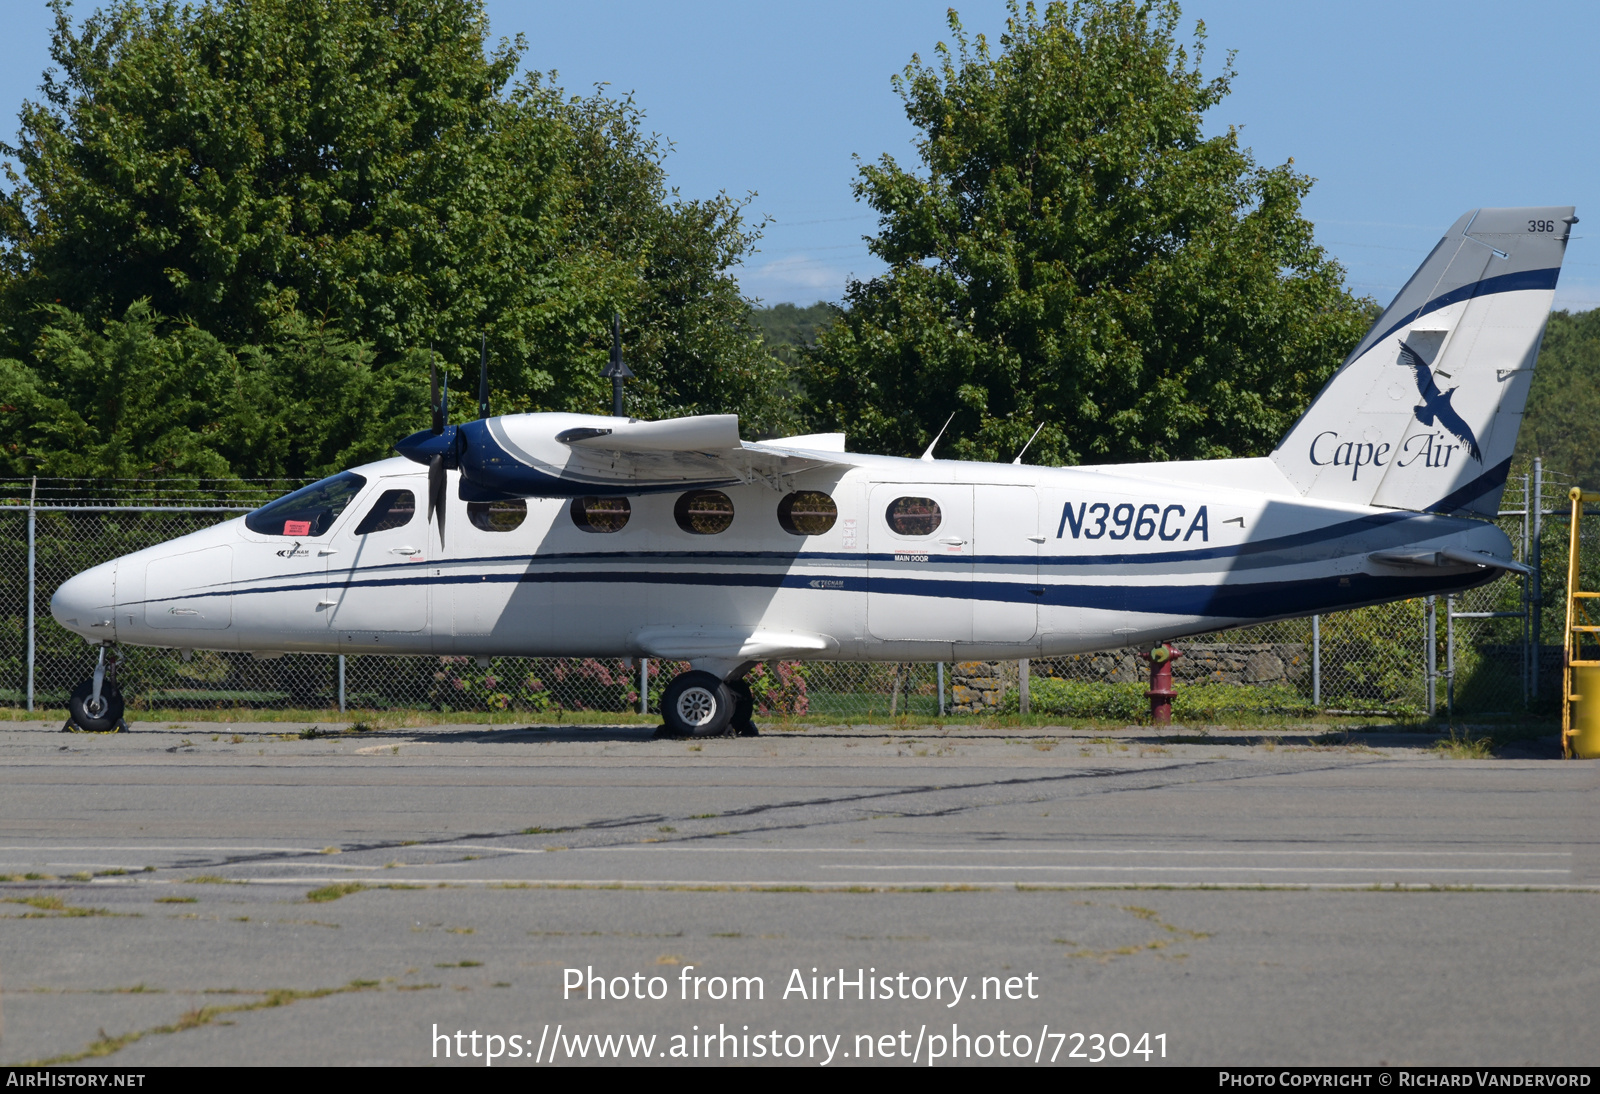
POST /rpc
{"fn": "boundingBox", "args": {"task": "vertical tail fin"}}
[1272,207,1575,515]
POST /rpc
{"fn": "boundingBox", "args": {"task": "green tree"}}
[804,0,1370,464]
[0,0,792,481]
[0,302,425,481]
[1516,309,1600,489]
[752,301,840,369]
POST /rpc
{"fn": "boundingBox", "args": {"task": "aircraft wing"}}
[456,413,851,498]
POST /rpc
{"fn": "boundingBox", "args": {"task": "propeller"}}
[428,453,447,547]
[430,346,446,435]
[601,312,634,418]
[426,346,449,547]
[478,332,490,420]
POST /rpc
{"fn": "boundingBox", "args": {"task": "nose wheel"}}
[65,646,128,733]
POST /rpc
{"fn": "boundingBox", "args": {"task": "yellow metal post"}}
[1562,487,1600,758]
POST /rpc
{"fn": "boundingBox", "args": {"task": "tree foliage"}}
[804,0,1371,464]
[1516,309,1600,489]
[0,0,792,481]
[0,302,424,480]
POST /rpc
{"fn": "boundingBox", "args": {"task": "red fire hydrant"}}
[1142,643,1182,725]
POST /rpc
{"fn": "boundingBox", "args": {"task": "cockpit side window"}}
[353,489,416,535]
[245,472,368,537]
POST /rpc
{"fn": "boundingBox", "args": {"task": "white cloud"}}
[739,254,881,306]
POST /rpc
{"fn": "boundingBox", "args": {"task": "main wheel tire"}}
[68,678,124,732]
[661,671,735,737]
[728,679,759,737]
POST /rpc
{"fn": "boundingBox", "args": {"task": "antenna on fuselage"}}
[920,413,955,462]
[1011,422,1045,465]
[602,312,634,418]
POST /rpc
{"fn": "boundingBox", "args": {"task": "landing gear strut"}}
[65,645,127,733]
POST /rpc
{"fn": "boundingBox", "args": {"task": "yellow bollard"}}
[1562,488,1600,759]
[1568,665,1600,759]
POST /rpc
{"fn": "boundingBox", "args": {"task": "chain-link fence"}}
[0,470,1567,721]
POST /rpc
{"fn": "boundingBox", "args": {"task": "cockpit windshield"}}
[245,472,368,537]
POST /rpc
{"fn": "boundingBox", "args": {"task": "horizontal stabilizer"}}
[1370,548,1531,575]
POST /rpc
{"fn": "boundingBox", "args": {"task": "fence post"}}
[640,657,648,715]
[1426,595,1437,715]
[1019,658,1030,716]
[1523,473,1532,705]
[1311,614,1321,708]
[1532,457,1543,698]
[1446,593,1456,721]
[337,654,346,713]
[937,662,945,717]
[26,476,36,713]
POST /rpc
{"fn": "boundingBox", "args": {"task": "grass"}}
[1432,728,1496,759]
[23,980,388,1066]
[306,882,366,903]
[4,895,121,917]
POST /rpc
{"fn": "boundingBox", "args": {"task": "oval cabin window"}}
[885,496,941,537]
[674,490,734,535]
[777,490,838,536]
[467,499,527,532]
[570,496,631,533]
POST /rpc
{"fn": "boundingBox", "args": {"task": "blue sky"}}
[3,1,1596,310]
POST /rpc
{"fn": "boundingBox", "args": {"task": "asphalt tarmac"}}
[0,719,1595,1067]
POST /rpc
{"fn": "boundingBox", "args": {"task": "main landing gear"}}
[65,645,128,733]
[657,667,759,739]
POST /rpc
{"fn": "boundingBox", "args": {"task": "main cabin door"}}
[866,484,973,642]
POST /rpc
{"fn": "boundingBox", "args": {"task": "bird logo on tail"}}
[1398,342,1482,462]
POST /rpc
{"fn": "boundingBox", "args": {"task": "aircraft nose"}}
[52,560,117,639]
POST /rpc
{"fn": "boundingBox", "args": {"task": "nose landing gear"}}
[65,645,128,733]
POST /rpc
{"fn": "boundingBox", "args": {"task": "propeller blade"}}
[428,453,447,547]
[429,347,443,436]
[478,332,490,420]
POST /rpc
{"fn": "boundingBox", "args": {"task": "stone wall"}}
[948,643,1308,714]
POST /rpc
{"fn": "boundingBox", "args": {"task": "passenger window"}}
[778,490,838,536]
[886,496,941,537]
[245,472,367,537]
[570,496,631,533]
[674,490,734,535]
[468,499,528,532]
[353,489,416,535]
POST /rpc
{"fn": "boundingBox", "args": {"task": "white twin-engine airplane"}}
[51,206,1573,736]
